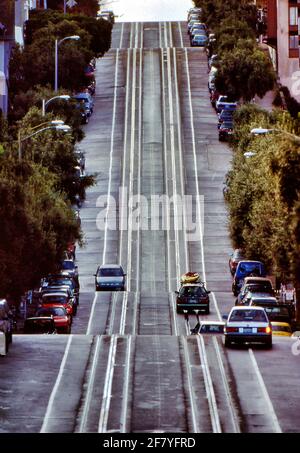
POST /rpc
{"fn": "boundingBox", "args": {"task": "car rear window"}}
[180,286,206,297]
[200,324,224,333]
[43,296,67,304]
[237,262,264,277]
[99,268,123,277]
[272,325,291,333]
[229,309,267,322]
[62,261,75,270]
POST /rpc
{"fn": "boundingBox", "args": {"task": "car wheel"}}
[224,337,231,348]
[176,306,181,314]
[205,306,210,315]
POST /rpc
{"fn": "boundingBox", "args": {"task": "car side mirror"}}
[123,273,127,277]
[93,273,97,277]
[222,314,228,320]
[175,291,179,295]
[206,290,211,294]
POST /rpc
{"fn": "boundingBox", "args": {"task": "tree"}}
[215,46,276,102]
[47,0,99,17]
[0,157,81,301]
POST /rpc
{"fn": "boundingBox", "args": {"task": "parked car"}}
[190,25,207,39]
[0,299,13,352]
[188,20,204,34]
[74,149,86,172]
[236,278,274,305]
[41,293,75,317]
[95,264,126,291]
[175,282,210,314]
[264,305,294,325]
[208,54,218,69]
[228,249,245,276]
[224,306,272,348]
[219,120,234,141]
[218,110,234,129]
[60,259,79,285]
[191,34,208,47]
[270,322,292,337]
[73,92,94,117]
[216,95,238,113]
[36,306,71,334]
[210,89,220,108]
[40,286,78,314]
[249,296,278,308]
[232,260,267,296]
[23,317,57,334]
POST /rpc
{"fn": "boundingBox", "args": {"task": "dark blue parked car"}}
[232,260,266,296]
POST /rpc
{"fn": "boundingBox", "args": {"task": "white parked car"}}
[224,306,272,348]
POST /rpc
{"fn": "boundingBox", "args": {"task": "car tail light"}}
[258,326,272,333]
[225,327,239,333]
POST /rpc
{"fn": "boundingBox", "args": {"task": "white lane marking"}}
[119,22,124,49]
[126,47,137,292]
[167,46,180,283]
[119,49,131,265]
[102,48,120,264]
[40,335,73,433]
[140,23,144,49]
[173,46,189,271]
[212,337,240,433]
[98,335,118,433]
[169,22,173,48]
[197,335,222,433]
[164,21,168,48]
[184,48,207,285]
[182,337,199,433]
[136,47,143,295]
[86,292,98,335]
[170,292,179,336]
[159,22,162,49]
[248,349,282,433]
[135,22,139,49]
[120,335,132,433]
[78,335,102,432]
[211,292,222,322]
[129,22,133,49]
[178,21,184,48]
[161,48,172,294]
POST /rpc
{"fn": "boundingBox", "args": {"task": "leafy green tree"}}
[215,46,276,102]
[0,157,81,301]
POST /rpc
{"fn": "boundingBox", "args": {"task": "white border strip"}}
[40,335,73,433]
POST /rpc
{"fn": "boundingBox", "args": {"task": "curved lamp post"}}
[42,95,71,116]
[250,127,300,143]
[18,121,71,161]
[55,35,80,92]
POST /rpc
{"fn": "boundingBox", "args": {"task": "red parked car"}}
[36,305,72,334]
[229,249,245,276]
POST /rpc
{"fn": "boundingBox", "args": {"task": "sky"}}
[99,0,194,22]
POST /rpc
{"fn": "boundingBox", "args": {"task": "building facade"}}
[267,0,300,100]
[0,0,45,116]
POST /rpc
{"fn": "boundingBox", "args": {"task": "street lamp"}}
[244,151,257,158]
[42,95,71,116]
[55,35,80,92]
[18,122,71,161]
[250,127,300,143]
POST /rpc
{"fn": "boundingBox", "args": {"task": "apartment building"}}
[267,0,300,100]
[0,0,46,116]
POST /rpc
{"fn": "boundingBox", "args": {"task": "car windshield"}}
[229,309,267,322]
[180,286,206,297]
[200,324,224,333]
[99,268,123,277]
[43,296,67,304]
[62,261,75,270]
[237,262,263,276]
[265,307,289,316]
[245,284,272,293]
[47,279,73,287]
[38,308,65,316]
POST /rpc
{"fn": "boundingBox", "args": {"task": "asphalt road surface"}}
[1,22,300,434]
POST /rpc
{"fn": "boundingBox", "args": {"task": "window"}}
[290,7,298,26]
[289,35,299,48]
